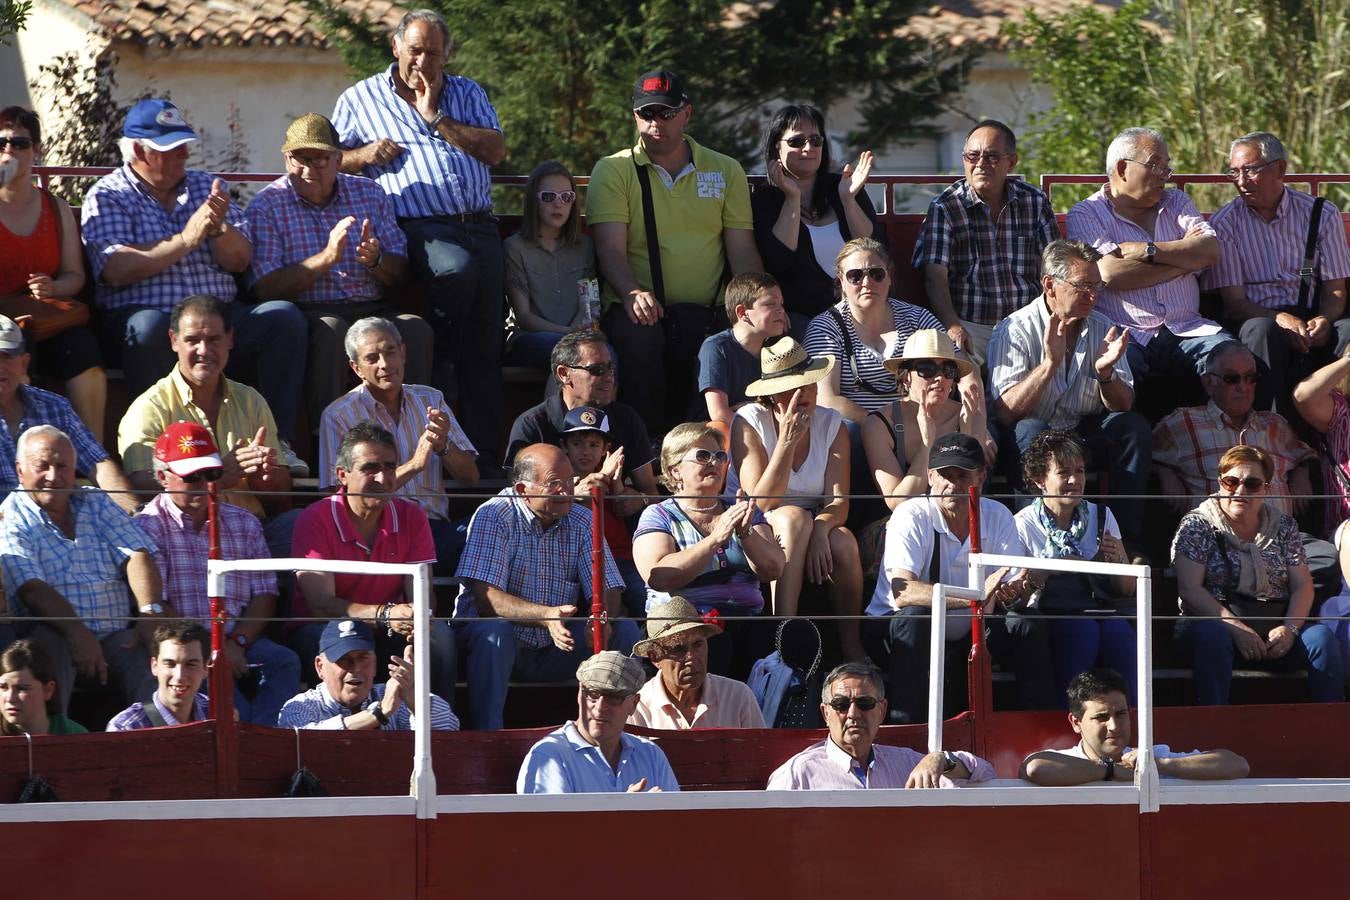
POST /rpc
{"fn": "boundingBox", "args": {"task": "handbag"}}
[0,190,91,343]
[770,618,824,729]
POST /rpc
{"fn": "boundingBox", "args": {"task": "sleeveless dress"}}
[729,403,843,510]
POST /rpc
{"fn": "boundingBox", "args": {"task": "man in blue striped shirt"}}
[332,9,507,461]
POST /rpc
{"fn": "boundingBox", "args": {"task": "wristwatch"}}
[230,632,250,650]
[138,602,165,616]
[941,750,959,773]
[1094,369,1115,385]
[428,112,447,132]
[1144,241,1157,264]
[370,704,390,727]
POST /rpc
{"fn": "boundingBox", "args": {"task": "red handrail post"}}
[589,485,606,655]
[206,481,238,797]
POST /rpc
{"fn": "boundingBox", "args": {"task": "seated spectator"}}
[557,405,645,618]
[506,328,660,496]
[0,639,86,735]
[1020,669,1249,784]
[0,105,106,434]
[863,329,992,512]
[293,422,457,706]
[517,651,678,793]
[503,160,596,369]
[730,336,864,661]
[318,317,478,571]
[864,433,1055,723]
[107,622,209,730]
[628,596,765,730]
[1294,348,1350,527]
[134,421,300,726]
[694,271,789,425]
[1206,132,1350,411]
[913,119,1058,367]
[987,239,1149,548]
[80,98,306,453]
[766,662,994,790]
[0,314,136,512]
[1172,445,1344,705]
[0,425,160,714]
[752,104,881,329]
[454,444,640,730]
[1014,430,1137,701]
[1066,127,1227,389]
[278,618,458,731]
[246,112,432,421]
[633,423,784,677]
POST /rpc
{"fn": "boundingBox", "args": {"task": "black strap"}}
[1295,196,1326,318]
[928,528,942,584]
[143,701,169,728]
[633,159,665,305]
[827,306,893,396]
[1096,502,1107,544]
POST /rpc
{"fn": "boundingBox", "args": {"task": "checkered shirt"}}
[0,385,109,494]
[277,682,459,731]
[107,693,209,731]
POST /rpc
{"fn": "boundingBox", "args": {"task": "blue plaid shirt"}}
[453,488,623,648]
[332,65,501,217]
[0,385,109,495]
[80,165,245,311]
[0,486,155,636]
[107,693,209,730]
[277,682,459,731]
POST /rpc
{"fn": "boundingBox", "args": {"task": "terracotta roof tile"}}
[68,0,408,49]
[901,0,1124,50]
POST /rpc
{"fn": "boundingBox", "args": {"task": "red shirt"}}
[0,191,60,295]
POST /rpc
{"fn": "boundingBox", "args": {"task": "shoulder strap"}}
[633,158,665,305]
[1096,502,1107,543]
[928,526,942,584]
[143,701,169,728]
[827,306,891,396]
[1296,196,1326,318]
[1209,522,1238,594]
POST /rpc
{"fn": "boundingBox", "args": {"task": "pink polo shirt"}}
[291,491,436,618]
[629,673,766,730]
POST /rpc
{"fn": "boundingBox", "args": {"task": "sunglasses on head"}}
[635,105,683,122]
[1219,475,1267,492]
[1216,372,1259,385]
[783,134,825,149]
[181,467,224,484]
[537,190,576,204]
[566,362,616,377]
[844,267,887,285]
[682,448,729,466]
[905,360,959,380]
[827,695,879,712]
[0,136,34,151]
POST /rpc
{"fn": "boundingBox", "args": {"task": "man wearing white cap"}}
[517,651,680,793]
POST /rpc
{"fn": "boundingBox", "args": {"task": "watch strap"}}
[370,703,390,727]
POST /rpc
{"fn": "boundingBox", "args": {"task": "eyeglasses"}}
[1123,158,1174,179]
[1219,475,1267,492]
[827,695,879,713]
[635,105,683,122]
[583,688,630,705]
[0,136,34,151]
[680,448,729,467]
[783,134,825,149]
[843,267,888,285]
[286,153,333,168]
[525,479,570,494]
[1054,276,1106,296]
[1225,159,1279,181]
[565,362,616,377]
[1215,372,1259,385]
[961,150,1006,165]
[905,360,959,380]
[537,190,576,204]
[181,467,224,484]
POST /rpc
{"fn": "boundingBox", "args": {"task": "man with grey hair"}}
[766,661,994,790]
[0,425,161,713]
[332,8,507,462]
[987,238,1150,546]
[1204,131,1350,410]
[1067,127,1229,394]
[80,98,307,448]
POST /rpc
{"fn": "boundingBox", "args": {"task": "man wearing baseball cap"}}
[134,421,300,725]
[80,98,307,453]
[517,651,679,793]
[245,112,432,420]
[587,69,763,432]
[864,432,1056,723]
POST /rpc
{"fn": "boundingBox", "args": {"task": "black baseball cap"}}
[928,433,985,471]
[632,70,688,109]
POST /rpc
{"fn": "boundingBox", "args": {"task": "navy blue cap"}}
[123,99,198,151]
[319,618,375,660]
[560,405,611,436]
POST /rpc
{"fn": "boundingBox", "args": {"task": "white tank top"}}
[730,403,843,508]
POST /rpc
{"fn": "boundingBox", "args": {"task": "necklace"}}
[680,497,722,513]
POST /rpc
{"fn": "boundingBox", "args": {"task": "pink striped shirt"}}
[766,737,994,790]
[1203,187,1350,309]
[1067,186,1220,345]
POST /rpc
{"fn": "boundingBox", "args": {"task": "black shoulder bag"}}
[1295,196,1326,319]
[633,158,666,306]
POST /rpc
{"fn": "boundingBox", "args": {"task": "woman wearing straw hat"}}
[862,328,995,511]
[730,335,866,661]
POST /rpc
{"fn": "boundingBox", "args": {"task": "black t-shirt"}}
[505,394,655,479]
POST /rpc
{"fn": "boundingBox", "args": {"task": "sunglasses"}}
[681,448,729,466]
[0,136,34,151]
[635,105,683,122]
[582,688,631,705]
[905,360,959,380]
[1219,475,1267,492]
[1215,372,1259,385]
[961,150,1006,165]
[827,695,879,713]
[783,134,825,149]
[844,267,888,285]
[565,362,616,377]
[537,190,576,204]
[181,467,224,484]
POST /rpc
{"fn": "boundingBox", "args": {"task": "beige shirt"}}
[628,673,766,730]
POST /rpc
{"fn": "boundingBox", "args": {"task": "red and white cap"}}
[154,421,223,476]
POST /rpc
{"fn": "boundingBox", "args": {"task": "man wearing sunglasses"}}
[913,119,1058,367]
[1204,131,1350,410]
[767,662,992,789]
[588,69,762,431]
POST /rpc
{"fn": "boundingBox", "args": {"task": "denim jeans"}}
[1176,617,1345,704]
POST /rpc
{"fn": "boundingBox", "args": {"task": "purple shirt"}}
[767,738,994,790]
[1066,186,1220,344]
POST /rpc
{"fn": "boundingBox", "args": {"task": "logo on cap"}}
[581,410,598,426]
[339,620,356,636]
[642,76,671,93]
[176,434,206,455]
[156,107,188,127]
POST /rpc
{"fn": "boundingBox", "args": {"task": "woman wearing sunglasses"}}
[863,329,994,511]
[730,336,866,661]
[1292,347,1350,528]
[633,422,785,677]
[503,160,595,370]
[1172,444,1343,704]
[752,105,882,330]
[0,105,107,435]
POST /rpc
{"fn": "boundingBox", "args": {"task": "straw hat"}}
[743,336,835,397]
[632,596,722,658]
[882,328,974,379]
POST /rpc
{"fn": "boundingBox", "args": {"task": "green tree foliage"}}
[1,0,31,44]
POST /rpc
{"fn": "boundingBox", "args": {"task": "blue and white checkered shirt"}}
[0,385,109,495]
[107,693,209,731]
[453,488,623,648]
[0,486,156,636]
[276,682,459,731]
[332,65,501,218]
[80,165,245,311]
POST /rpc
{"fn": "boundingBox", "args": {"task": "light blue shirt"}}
[517,721,681,794]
